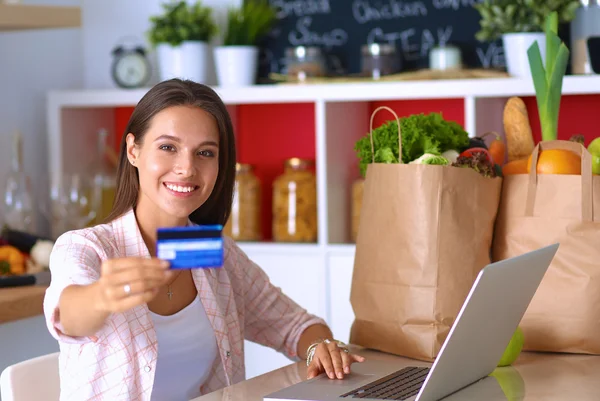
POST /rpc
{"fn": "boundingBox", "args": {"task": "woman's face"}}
[127,105,220,223]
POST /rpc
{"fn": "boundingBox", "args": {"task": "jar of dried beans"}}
[223,163,261,241]
[272,158,317,242]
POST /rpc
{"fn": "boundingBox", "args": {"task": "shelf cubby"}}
[325,97,466,245]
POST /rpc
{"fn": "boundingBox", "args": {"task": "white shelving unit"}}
[46,75,600,379]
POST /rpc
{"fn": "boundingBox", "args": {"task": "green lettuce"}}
[410,153,450,165]
[354,112,470,176]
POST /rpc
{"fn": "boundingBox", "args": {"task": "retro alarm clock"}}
[111,38,151,89]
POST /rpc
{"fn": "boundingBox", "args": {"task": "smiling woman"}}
[125,106,222,229]
[43,78,364,401]
[107,79,236,230]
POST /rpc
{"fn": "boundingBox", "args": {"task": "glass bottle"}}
[89,128,116,225]
[2,130,36,232]
[223,163,262,241]
[272,158,317,242]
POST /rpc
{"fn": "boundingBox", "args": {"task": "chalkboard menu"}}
[258,0,506,78]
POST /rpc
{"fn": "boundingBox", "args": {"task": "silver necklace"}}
[166,271,182,300]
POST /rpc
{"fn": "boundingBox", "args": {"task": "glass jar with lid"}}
[361,43,400,79]
[223,163,262,241]
[284,46,326,82]
[272,158,317,242]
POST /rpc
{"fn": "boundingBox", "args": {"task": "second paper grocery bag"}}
[492,140,600,354]
[349,107,502,362]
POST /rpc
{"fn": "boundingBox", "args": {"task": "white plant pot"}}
[156,41,210,83]
[214,46,259,87]
[502,32,546,78]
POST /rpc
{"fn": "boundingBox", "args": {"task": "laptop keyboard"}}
[340,366,430,400]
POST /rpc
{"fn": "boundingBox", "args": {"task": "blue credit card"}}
[156,225,224,269]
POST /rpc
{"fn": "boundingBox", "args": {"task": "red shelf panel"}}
[114,103,316,242]
[114,106,134,152]
[236,103,315,241]
[521,94,600,145]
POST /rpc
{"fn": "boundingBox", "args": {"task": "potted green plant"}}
[214,0,277,87]
[148,0,217,83]
[474,0,579,77]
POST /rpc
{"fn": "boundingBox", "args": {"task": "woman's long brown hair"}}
[105,78,236,226]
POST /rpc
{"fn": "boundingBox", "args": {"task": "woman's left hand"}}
[307,340,366,380]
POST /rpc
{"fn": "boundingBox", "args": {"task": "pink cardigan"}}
[43,208,326,400]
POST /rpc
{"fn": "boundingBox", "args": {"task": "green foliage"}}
[473,0,580,42]
[354,113,470,177]
[222,0,277,46]
[527,12,569,141]
[148,1,217,47]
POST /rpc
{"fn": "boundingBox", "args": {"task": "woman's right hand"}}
[95,257,172,313]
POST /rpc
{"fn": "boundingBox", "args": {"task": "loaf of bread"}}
[503,97,535,162]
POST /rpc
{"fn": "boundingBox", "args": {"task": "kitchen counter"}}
[192,347,600,401]
[0,285,47,324]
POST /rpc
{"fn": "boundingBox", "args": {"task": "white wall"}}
[0,0,84,234]
[82,0,241,89]
[0,0,83,395]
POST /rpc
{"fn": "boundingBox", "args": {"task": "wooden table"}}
[192,347,600,401]
[0,285,47,324]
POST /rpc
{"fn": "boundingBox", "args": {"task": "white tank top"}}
[149,295,218,401]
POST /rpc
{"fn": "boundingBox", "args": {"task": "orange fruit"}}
[502,158,528,175]
[527,149,581,175]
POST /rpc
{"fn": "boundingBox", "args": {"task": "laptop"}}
[265,243,559,401]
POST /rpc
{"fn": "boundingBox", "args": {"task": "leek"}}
[527,11,569,141]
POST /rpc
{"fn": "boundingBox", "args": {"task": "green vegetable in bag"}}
[527,11,569,141]
[354,112,470,177]
[409,154,450,165]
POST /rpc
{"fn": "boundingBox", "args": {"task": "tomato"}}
[460,147,494,163]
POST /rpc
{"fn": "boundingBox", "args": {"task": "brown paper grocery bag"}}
[492,140,600,354]
[349,107,502,362]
